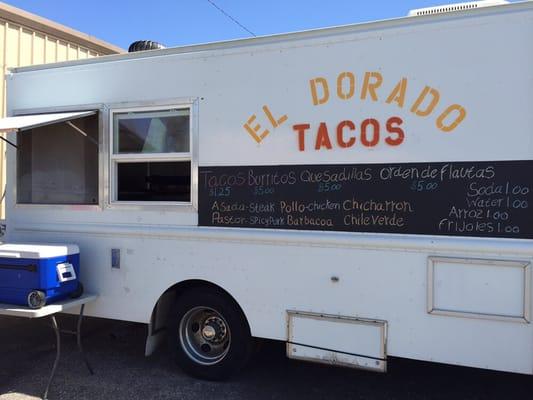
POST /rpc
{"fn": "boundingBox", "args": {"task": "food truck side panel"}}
[4,3,533,374]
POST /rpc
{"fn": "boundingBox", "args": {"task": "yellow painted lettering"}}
[310,77,330,105]
[410,86,440,117]
[336,72,355,100]
[436,104,467,132]
[361,71,383,101]
[385,77,408,108]
[262,105,288,128]
[244,114,269,143]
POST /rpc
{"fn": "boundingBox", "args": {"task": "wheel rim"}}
[179,306,231,365]
[27,291,45,308]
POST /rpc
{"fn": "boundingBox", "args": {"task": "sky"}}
[2,0,522,50]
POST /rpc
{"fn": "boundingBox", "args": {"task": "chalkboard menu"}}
[198,161,533,239]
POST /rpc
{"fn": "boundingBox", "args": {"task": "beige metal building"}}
[0,2,123,220]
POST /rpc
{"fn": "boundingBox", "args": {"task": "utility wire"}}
[206,0,257,37]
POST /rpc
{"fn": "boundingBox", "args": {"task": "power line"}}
[206,0,256,37]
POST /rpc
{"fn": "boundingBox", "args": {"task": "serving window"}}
[15,112,99,205]
[110,108,191,203]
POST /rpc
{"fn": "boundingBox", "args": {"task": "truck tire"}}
[168,287,252,380]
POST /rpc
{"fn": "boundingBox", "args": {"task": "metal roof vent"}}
[408,0,508,16]
[128,40,166,52]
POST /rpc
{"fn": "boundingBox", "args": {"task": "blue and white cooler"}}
[0,243,83,309]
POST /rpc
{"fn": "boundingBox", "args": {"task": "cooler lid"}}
[0,243,79,259]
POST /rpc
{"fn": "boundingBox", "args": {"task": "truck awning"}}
[0,111,96,134]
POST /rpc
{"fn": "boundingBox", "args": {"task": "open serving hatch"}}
[0,111,95,134]
[0,110,99,205]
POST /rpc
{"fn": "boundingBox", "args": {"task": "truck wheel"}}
[27,290,46,309]
[168,288,252,380]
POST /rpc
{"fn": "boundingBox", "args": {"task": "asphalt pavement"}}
[0,314,531,400]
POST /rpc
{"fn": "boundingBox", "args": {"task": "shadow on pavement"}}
[0,315,531,400]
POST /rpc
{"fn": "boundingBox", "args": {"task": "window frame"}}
[108,100,198,209]
[11,103,105,210]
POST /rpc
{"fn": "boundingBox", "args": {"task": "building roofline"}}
[0,1,123,54]
[8,0,532,74]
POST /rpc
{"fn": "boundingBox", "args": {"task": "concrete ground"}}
[0,314,531,400]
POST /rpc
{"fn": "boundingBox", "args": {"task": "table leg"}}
[43,315,60,400]
[76,304,94,375]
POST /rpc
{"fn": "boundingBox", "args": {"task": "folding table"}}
[0,294,97,399]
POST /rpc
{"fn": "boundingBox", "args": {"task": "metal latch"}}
[56,262,76,282]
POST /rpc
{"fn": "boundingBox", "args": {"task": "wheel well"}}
[164,279,234,302]
[149,280,250,342]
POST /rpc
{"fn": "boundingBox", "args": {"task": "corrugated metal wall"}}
[0,19,104,220]
[0,19,102,115]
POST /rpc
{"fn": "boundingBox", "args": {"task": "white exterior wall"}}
[3,3,533,374]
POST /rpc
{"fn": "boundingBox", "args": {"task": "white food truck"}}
[1,0,532,379]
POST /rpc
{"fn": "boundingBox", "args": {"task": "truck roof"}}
[8,0,528,75]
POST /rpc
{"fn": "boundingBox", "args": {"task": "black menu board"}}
[198,161,533,239]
